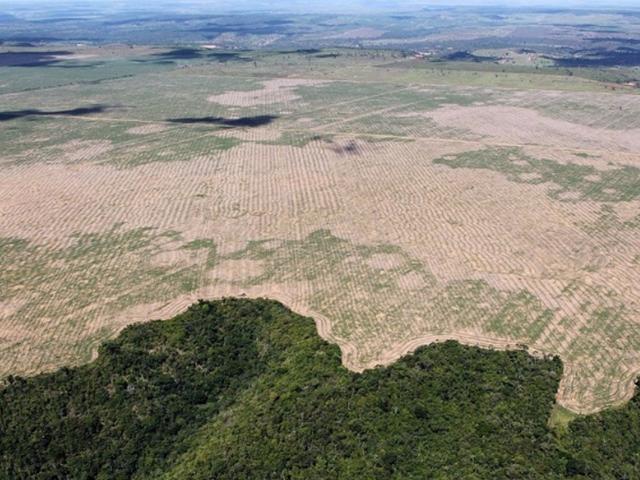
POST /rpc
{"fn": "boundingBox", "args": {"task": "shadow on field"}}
[328,140,362,155]
[443,50,498,62]
[0,50,73,67]
[208,52,252,63]
[550,47,640,67]
[0,105,111,122]
[154,48,203,60]
[150,49,252,63]
[167,115,277,128]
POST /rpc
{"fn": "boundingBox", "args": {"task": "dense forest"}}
[0,298,639,479]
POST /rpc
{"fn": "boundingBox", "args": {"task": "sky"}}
[2,0,639,5]
[2,0,640,13]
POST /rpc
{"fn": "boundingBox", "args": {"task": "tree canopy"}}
[0,298,638,479]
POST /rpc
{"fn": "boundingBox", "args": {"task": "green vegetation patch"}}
[434,147,640,202]
[584,204,640,233]
[0,226,217,373]
[1,226,191,314]
[1,298,639,479]
[105,132,240,168]
[549,404,580,433]
[0,58,176,95]
[222,230,552,354]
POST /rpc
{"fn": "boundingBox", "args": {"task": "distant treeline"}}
[0,298,639,479]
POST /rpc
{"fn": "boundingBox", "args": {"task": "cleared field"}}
[1,47,639,414]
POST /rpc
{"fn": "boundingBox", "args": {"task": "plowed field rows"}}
[1,51,639,414]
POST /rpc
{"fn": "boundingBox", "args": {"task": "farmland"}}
[1,43,640,416]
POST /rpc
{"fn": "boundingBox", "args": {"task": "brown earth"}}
[208,78,327,107]
[2,77,640,415]
[426,105,640,152]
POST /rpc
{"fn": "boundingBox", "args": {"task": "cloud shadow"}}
[0,105,111,122]
[167,115,277,128]
[0,50,78,67]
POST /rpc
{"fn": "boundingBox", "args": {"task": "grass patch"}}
[549,404,580,434]
[434,147,640,202]
[0,226,217,375]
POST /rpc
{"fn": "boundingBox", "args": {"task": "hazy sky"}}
[3,0,640,6]
[2,0,640,13]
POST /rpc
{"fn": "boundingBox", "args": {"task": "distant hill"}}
[0,298,639,479]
